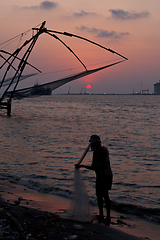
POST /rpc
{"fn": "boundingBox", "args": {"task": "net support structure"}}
[0,21,128,116]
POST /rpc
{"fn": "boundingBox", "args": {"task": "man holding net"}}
[75,135,113,226]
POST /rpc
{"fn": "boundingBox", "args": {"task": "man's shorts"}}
[96,174,113,196]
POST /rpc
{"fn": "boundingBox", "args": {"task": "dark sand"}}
[0,180,159,240]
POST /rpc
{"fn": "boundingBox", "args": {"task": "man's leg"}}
[96,194,104,222]
[97,195,103,216]
[104,191,111,225]
[96,177,104,222]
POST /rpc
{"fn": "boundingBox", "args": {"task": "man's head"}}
[89,135,101,150]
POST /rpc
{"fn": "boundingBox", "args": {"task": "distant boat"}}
[31,83,52,95]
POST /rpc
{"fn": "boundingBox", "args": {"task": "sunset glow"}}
[0,0,160,94]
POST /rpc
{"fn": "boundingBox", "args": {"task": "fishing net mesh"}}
[61,169,93,222]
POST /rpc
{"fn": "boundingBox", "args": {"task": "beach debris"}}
[1,201,141,240]
[6,212,26,239]
[117,219,127,225]
[0,208,3,213]
[26,233,32,239]
[7,191,13,194]
[68,235,78,240]
[18,197,23,201]
[0,214,22,240]
[14,200,21,205]
[0,230,3,237]
[73,224,84,230]
[119,215,127,219]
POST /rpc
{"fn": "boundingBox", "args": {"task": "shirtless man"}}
[75,135,113,225]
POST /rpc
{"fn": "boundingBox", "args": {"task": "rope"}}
[0,23,41,47]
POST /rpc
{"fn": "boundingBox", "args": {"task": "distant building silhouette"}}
[154,81,160,94]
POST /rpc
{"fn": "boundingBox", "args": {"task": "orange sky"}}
[0,0,160,94]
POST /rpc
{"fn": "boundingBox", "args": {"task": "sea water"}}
[0,94,160,223]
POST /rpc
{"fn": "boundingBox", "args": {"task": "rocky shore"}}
[0,198,142,240]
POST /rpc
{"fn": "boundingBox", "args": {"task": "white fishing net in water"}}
[61,168,93,222]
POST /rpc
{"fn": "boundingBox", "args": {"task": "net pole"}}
[77,142,91,165]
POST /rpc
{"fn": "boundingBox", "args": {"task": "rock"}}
[18,197,23,201]
[14,200,20,205]
[68,235,78,240]
[73,224,84,230]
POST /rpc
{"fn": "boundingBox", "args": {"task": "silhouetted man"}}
[75,135,113,225]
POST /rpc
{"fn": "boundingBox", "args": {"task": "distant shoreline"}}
[53,93,158,95]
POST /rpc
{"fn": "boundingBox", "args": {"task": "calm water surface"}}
[0,95,160,222]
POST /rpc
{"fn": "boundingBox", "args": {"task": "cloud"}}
[40,1,57,10]
[19,1,57,10]
[74,10,97,17]
[76,26,129,39]
[109,9,150,20]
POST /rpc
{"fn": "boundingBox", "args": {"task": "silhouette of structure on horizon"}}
[154,81,160,95]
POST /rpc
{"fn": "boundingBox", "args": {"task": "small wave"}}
[114,181,160,189]
[0,174,21,183]
[23,180,73,199]
[29,174,48,179]
[111,201,160,223]
[27,162,38,165]
[114,182,138,188]
[1,174,160,223]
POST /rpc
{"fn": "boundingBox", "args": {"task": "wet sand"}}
[0,180,159,240]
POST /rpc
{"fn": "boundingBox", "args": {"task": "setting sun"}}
[86,85,91,89]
